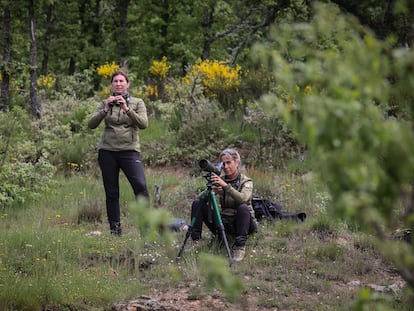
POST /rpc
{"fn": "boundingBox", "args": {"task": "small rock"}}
[347,280,361,287]
[85,230,102,236]
[112,295,179,311]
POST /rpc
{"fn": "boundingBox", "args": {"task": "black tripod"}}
[177,162,234,266]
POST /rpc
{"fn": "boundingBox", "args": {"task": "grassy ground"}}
[0,165,412,310]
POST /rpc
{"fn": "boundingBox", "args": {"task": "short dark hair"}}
[111,70,129,83]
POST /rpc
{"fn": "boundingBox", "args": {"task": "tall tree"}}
[331,0,414,47]
[1,2,12,112]
[40,2,54,75]
[116,0,130,61]
[28,0,41,118]
[200,1,215,61]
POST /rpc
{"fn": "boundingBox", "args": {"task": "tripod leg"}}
[209,191,234,266]
[176,198,204,259]
[176,216,196,259]
[216,223,234,266]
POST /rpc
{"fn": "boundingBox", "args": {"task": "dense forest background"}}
[1,0,413,114]
[1,0,414,309]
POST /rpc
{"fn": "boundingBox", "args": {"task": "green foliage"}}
[239,64,277,100]
[140,76,231,165]
[199,253,244,302]
[242,102,301,168]
[0,92,104,208]
[77,199,103,224]
[55,69,96,99]
[0,107,56,208]
[252,0,414,294]
[309,242,345,261]
[353,287,399,311]
[184,59,242,111]
[36,96,98,171]
[141,72,300,167]
[1,165,413,310]
[255,1,414,229]
[129,198,175,245]
[63,105,93,133]
[3,2,414,308]
[0,156,56,208]
[175,98,227,150]
[0,225,145,309]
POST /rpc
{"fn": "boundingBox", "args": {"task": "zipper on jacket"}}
[117,108,121,122]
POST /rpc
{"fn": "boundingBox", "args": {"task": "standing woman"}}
[88,70,149,236]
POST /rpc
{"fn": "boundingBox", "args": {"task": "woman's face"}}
[111,74,130,95]
[220,154,239,179]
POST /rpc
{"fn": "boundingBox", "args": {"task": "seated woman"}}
[190,148,258,262]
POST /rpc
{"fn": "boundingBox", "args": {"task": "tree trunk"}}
[159,0,169,58]
[40,3,53,76]
[117,0,130,59]
[201,7,214,60]
[1,5,11,112]
[28,0,41,119]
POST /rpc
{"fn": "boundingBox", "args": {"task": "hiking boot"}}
[232,245,246,262]
[110,222,122,236]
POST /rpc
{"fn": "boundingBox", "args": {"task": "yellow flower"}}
[185,59,241,97]
[37,74,56,89]
[145,85,158,98]
[149,56,170,79]
[97,62,120,79]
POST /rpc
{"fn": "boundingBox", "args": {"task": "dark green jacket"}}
[218,173,255,218]
[88,97,148,152]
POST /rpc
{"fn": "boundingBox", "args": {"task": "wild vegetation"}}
[1,1,414,310]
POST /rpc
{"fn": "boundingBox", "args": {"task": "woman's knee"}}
[236,203,250,216]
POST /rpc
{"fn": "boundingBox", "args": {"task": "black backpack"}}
[252,198,306,222]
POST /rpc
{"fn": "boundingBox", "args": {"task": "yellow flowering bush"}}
[145,85,159,99]
[131,88,144,98]
[295,84,312,95]
[145,56,170,101]
[149,56,170,80]
[185,59,241,97]
[283,85,313,112]
[37,74,56,89]
[96,62,120,79]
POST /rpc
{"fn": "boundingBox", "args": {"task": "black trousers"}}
[98,150,149,226]
[190,197,257,247]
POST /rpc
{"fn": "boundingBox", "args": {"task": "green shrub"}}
[0,107,56,208]
[309,242,345,261]
[0,156,56,208]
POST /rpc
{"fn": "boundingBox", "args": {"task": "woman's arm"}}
[225,180,253,204]
[126,98,148,129]
[87,102,107,129]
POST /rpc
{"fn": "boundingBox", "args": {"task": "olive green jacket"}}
[218,173,255,219]
[88,97,148,152]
